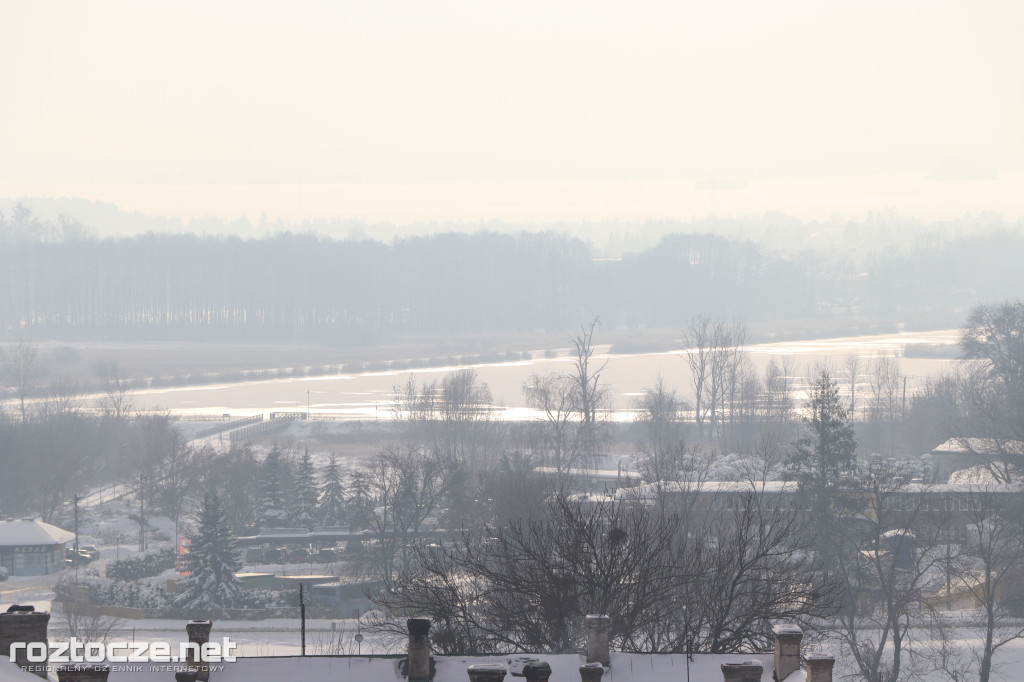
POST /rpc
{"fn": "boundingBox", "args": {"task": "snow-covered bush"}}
[106,547,176,581]
[55,574,171,610]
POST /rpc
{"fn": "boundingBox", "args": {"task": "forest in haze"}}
[1,205,1023,344]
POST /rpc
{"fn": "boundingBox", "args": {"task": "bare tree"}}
[569,317,610,458]
[682,314,715,440]
[392,375,438,426]
[677,485,840,653]
[846,352,862,417]
[951,486,1024,682]
[378,477,839,657]
[95,361,135,420]
[722,321,749,426]
[351,444,445,582]
[38,376,81,420]
[961,301,1024,389]
[954,302,1024,480]
[760,358,794,425]
[867,354,903,454]
[54,599,124,644]
[523,320,610,477]
[377,493,680,655]
[681,316,748,442]
[831,477,948,682]
[633,377,690,483]
[2,339,43,423]
[437,369,495,466]
[523,372,582,476]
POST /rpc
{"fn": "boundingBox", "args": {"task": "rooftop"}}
[932,438,1024,455]
[95,652,783,682]
[0,518,74,547]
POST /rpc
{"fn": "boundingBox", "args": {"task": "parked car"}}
[0,566,8,581]
[80,545,100,561]
[287,548,310,564]
[65,548,92,565]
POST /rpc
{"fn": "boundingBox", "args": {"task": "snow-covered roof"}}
[894,482,1023,494]
[616,480,797,500]
[0,518,74,547]
[615,479,1022,501]
[532,466,637,479]
[932,438,1024,455]
[0,657,42,682]
[103,652,778,682]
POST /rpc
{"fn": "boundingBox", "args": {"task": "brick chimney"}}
[772,624,802,681]
[579,662,604,682]
[407,618,431,682]
[184,620,213,682]
[55,664,111,682]
[466,663,506,682]
[584,614,611,665]
[0,605,50,679]
[522,660,552,682]
[721,660,763,682]
[805,653,834,682]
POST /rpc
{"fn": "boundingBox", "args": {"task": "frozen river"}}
[126,328,962,421]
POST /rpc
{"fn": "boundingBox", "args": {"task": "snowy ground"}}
[8,454,1024,680]
[7,579,1024,681]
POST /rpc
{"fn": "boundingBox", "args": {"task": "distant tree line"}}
[4,207,1024,342]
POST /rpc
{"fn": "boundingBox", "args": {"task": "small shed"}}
[0,518,75,576]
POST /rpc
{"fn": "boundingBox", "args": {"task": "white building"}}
[0,518,74,577]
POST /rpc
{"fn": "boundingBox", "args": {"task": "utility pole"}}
[299,583,306,656]
[139,475,146,552]
[946,511,952,611]
[901,375,908,419]
[306,389,310,420]
[73,494,80,557]
[683,603,691,682]
[73,494,80,578]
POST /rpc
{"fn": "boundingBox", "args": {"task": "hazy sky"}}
[2,0,1022,223]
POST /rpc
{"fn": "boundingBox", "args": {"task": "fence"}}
[190,415,264,440]
[229,414,299,442]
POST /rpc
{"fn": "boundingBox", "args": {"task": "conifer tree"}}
[788,369,858,565]
[258,447,289,527]
[790,369,858,498]
[318,453,346,525]
[292,448,319,529]
[173,494,244,614]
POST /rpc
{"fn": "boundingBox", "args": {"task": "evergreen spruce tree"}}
[292,448,319,529]
[173,494,244,615]
[790,369,858,498]
[258,447,290,528]
[788,369,858,567]
[318,453,346,525]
